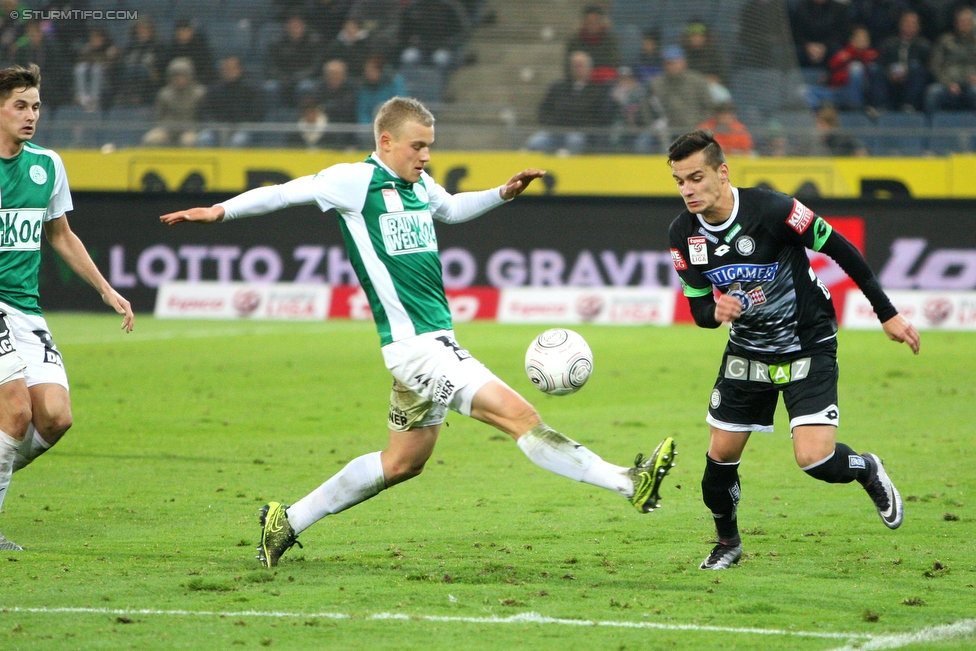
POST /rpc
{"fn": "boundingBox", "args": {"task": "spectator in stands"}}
[526,50,614,154]
[73,26,118,112]
[116,18,164,108]
[305,0,355,44]
[634,28,662,83]
[325,19,373,83]
[926,5,976,112]
[198,56,264,148]
[349,0,401,58]
[697,103,754,156]
[609,65,665,153]
[737,0,794,70]
[566,5,621,82]
[399,0,470,68]
[827,25,883,109]
[877,10,931,111]
[164,18,217,87]
[356,55,405,128]
[287,95,330,148]
[266,14,324,103]
[649,45,714,135]
[791,0,850,83]
[9,21,72,109]
[0,1,29,59]
[318,58,358,148]
[680,19,731,103]
[142,57,207,147]
[849,0,910,46]
[815,104,869,155]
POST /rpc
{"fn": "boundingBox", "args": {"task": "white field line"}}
[826,618,976,651]
[0,607,870,641]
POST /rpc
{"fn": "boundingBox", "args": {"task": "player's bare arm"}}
[44,216,134,332]
[499,169,546,200]
[882,314,921,354]
[160,205,226,225]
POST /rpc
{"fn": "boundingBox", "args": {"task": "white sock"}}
[517,425,632,496]
[13,425,50,472]
[286,451,386,534]
[0,430,20,514]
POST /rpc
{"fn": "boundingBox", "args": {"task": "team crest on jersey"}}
[735,235,755,256]
[786,199,814,234]
[688,236,708,265]
[670,248,687,270]
[29,165,47,185]
[728,284,767,313]
[382,188,404,213]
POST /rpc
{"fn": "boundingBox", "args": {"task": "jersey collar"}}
[696,186,739,233]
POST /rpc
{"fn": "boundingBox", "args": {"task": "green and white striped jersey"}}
[0,142,73,315]
[220,155,505,346]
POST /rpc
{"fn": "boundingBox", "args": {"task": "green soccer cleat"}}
[0,531,23,551]
[256,502,301,568]
[628,437,676,513]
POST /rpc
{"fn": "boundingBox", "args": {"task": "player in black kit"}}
[666,131,921,570]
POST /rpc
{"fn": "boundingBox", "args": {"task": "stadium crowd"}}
[0,0,973,154]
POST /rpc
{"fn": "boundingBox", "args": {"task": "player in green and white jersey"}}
[0,65,135,551]
[162,97,676,567]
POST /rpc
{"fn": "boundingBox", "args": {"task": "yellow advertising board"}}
[58,148,976,198]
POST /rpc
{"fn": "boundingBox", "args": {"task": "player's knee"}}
[386,457,426,483]
[36,409,72,441]
[8,399,33,436]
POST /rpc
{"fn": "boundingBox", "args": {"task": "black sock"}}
[702,455,741,544]
[803,443,868,484]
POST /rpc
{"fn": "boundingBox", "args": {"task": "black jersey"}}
[668,187,839,358]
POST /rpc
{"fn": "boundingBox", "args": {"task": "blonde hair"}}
[373,97,435,146]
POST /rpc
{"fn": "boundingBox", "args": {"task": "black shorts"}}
[706,348,839,433]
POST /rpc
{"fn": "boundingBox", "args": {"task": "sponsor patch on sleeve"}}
[786,199,815,234]
[670,248,687,270]
[688,236,708,265]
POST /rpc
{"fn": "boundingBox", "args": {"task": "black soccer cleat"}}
[699,541,743,570]
[859,453,904,529]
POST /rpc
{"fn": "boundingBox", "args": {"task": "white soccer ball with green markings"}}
[525,329,593,396]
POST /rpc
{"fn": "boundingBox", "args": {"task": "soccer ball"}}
[525,329,593,395]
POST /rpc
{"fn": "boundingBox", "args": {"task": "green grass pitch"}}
[1,314,974,650]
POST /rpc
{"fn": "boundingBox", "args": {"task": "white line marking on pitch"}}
[0,607,871,640]
[826,618,976,651]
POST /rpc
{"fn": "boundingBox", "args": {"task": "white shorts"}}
[382,329,496,431]
[0,304,68,390]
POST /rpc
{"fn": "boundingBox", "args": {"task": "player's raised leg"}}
[469,379,675,513]
[14,384,72,471]
[795,425,903,529]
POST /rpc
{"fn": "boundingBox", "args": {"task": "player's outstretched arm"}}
[499,169,546,200]
[882,314,920,355]
[160,205,225,225]
[44,215,134,332]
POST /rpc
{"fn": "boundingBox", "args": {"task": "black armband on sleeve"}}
[817,231,898,323]
[688,294,722,329]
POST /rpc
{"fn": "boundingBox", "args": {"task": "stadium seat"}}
[208,20,253,60]
[731,68,784,121]
[402,65,444,105]
[929,112,976,155]
[836,111,875,153]
[50,105,103,148]
[874,112,927,156]
[103,106,154,147]
[773,109,818,155]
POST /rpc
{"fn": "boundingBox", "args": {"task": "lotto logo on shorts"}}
[786,199,814,234]
[0,327,13,355]
[670,248,687,270]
